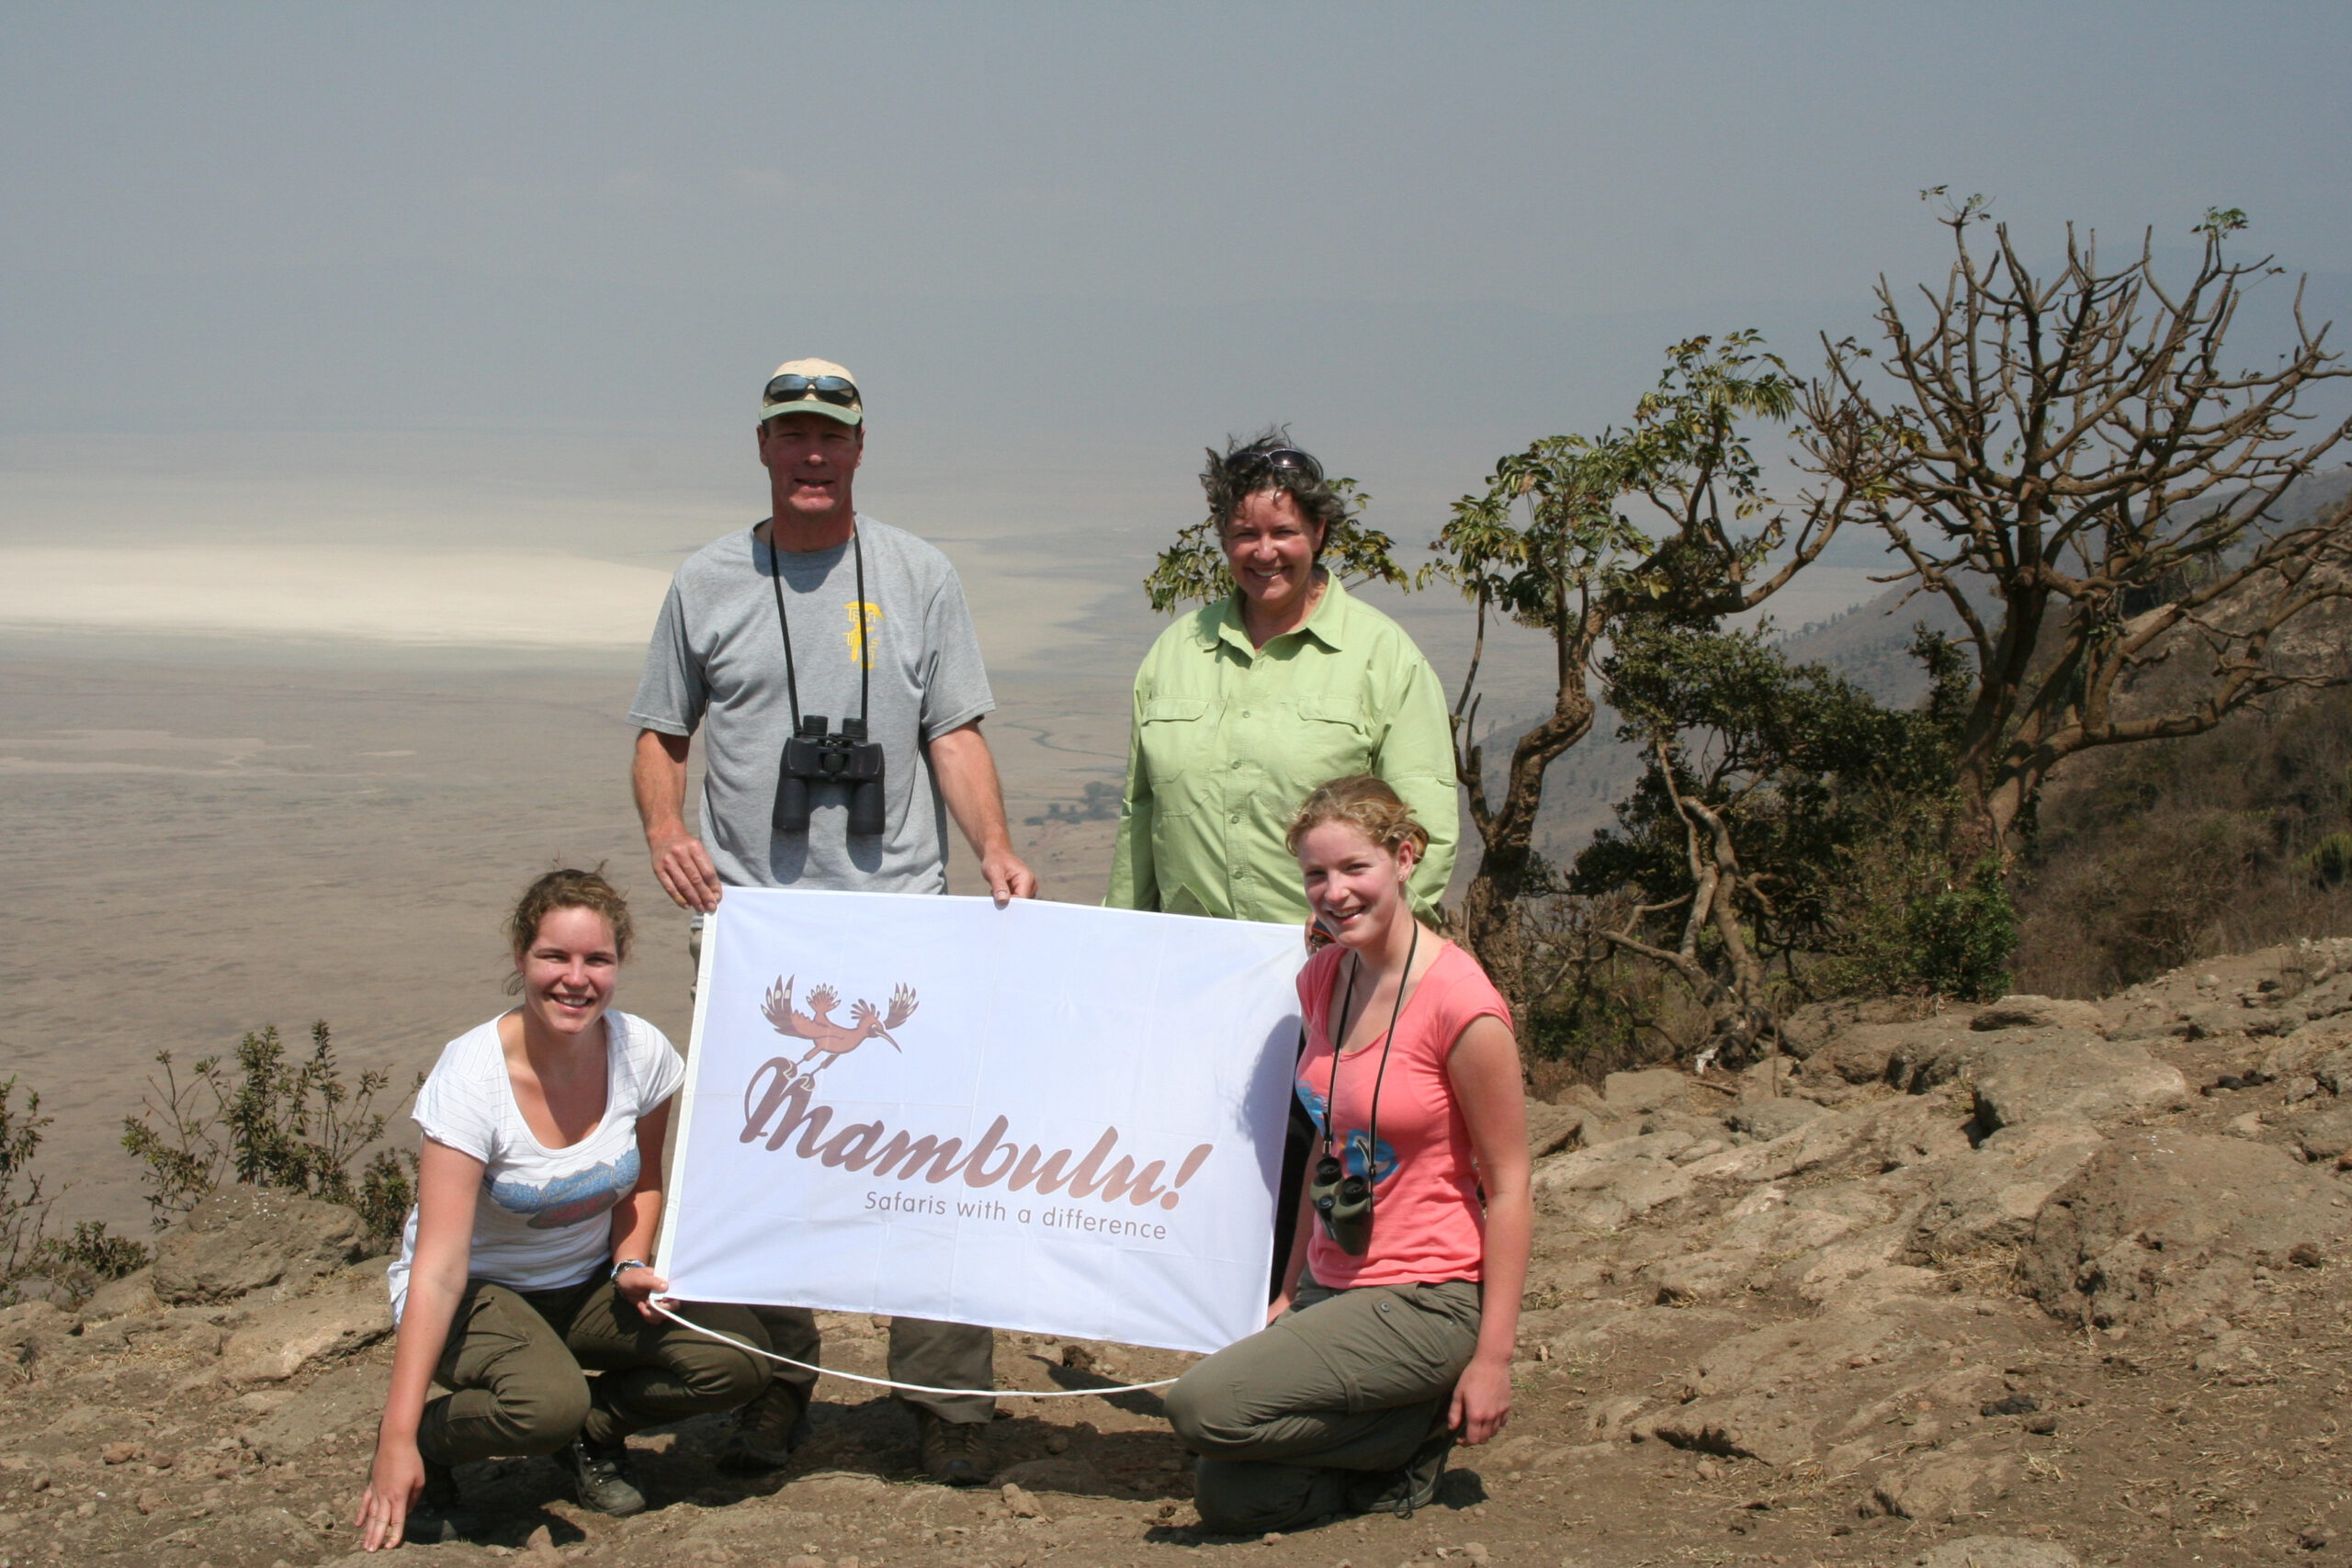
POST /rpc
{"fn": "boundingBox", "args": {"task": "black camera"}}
[1309,1152,1374,1255]
[774,715,887,837]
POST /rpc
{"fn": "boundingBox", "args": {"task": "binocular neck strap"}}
[853,523,870,729]
[763,522,873,732]
[1320,923,1419,1184]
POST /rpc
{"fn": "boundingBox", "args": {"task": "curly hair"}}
[1198,427,1348,557]
[1285,774,1431,864]
[505,865,635,970]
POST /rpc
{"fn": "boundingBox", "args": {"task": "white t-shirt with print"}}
[387,1010,684,1321]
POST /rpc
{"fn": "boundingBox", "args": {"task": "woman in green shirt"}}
[1107,434,1459,927]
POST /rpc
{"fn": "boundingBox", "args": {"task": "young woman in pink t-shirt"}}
[1165,776,1532,1535]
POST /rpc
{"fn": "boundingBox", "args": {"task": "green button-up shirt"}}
[1106,576,1460,924]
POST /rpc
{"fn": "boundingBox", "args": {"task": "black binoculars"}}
[774,715,887,838]
[1309,1153,1374,1255]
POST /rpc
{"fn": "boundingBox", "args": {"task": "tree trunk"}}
[1458,694,1594,1009]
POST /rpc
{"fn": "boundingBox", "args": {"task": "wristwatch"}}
[611,1258,651,1282]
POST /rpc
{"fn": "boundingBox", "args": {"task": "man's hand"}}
[979,849,1039,906]
[634,728,723,912]
[649,827,724,914]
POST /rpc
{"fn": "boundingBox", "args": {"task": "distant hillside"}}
[1775,467,2352,708]
[1774,581,1960,706]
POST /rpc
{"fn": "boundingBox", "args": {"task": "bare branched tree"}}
[1815,197,2352,854]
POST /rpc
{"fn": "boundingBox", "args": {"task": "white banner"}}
[655,890,1303,1356]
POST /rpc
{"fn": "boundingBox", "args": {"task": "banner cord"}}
[650,1301,1180,1398]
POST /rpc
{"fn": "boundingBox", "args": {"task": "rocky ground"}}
[13,942,2352,1568]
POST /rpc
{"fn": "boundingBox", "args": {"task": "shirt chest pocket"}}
[1136,696,1216,815]
[1283,697,1377,791]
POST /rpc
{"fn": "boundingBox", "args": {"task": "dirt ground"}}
[7,987,2351,1568]
[0,649,1126,1235]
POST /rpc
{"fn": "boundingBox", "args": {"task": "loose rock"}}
[1725,1097,1827,1143]
[217,1274,391,1385]
[1871,1446,2019,1520]
[2023,1133,2352,1329]
[1969,1035,2189,1133]
[1914,1539,2083,1567]
[2293,1103,2352,1162]
[152,1188,369,1306]
[1602,1068,1687,1114]
[1973,996,2108,1035]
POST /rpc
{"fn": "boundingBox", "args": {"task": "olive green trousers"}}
[416,1275,771,1465]
[1164,1276,1481,1535]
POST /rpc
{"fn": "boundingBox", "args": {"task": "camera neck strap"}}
[762,521,872,733]
[1319,921,1419,1178]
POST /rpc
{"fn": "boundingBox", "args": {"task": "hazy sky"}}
[8,3,2349,434]
[4,3,2349,647]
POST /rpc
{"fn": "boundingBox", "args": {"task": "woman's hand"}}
[354,1433,425,1551]
[617,1264,672,1325]
[1265,1290,1295,1326]
[1449,1351,1513,1446]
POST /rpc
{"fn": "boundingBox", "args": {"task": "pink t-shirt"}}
[1294,941,1514,1290]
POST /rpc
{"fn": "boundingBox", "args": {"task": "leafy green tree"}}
[1572,620,1982,1054]
[1426,333,1893,1002]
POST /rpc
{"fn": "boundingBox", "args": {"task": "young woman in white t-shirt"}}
[355,870,771,1551]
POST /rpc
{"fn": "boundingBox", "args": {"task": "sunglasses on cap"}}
[763,373,861,408]
[1225,446,1324,483]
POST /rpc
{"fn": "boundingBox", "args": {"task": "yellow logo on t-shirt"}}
[843,601,883,669]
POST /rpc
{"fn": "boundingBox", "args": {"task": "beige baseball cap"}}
[759,358,864,427]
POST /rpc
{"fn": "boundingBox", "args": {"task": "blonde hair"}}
[1285,775,1430,863]
[505,865,635,975]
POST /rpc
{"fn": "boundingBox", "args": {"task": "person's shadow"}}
[639,1395,1198,1505]
[453,1408,1482,1537]
[1139,1467,1488,1544]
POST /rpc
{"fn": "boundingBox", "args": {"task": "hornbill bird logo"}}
[761,976,920,1091]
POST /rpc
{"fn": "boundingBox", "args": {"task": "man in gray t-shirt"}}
[629,357,1036,1486]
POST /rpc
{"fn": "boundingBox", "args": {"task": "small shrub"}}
[1902,871,2018,1002]
[2305,831,2352,888]
[1814,819,2017,1003]
[1,1074,150,1308]
[24,1221,152,1303]
[122,1021,418,1247]
[0,1075,57,1297]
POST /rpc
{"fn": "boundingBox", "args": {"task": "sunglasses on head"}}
[763,374,861,408]
[1226,446,1323,483]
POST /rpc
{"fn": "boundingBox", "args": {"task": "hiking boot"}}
[717,1381,814,1475]
[1344,1424,1455,1518]
[567,1436,648,1518]
[402,1457,477,1544]
[915,1409,989,1486]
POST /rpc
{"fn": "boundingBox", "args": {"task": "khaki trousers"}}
[416,1276,771,1465]
[1163,1276,1481,1535]
[748,1305,997,1425]
[687,919,998,1425]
